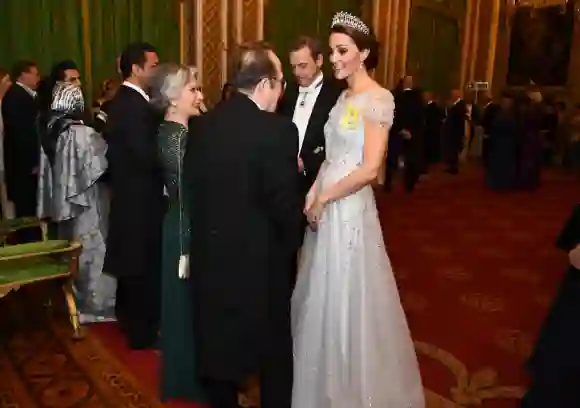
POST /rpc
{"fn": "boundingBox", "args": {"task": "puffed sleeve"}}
[361,89,395,128]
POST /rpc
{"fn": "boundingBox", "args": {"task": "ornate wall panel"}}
[197,0,228,105]
[241,0,264,42]
[183,0,265,105]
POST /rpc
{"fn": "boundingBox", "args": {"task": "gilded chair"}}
[0,216,48,245]
[0,234,84,339]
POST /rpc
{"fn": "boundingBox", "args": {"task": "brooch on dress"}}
[340,103,360,130]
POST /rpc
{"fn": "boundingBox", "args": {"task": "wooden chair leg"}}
[62,279,85,340]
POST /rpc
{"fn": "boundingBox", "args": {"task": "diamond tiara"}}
[331,11,370,36]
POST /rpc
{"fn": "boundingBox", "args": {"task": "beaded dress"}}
[157,120,204,402]
[291,88,425,408]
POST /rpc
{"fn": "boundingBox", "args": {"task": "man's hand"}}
[569,245,580,269]
[400,129,412,139]
[31,167,39,175]
[304,187,316,214]
[298,157,305,173]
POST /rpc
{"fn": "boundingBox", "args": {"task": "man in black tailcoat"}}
[185,41,302,408]
[480,92,500,167]
[103,42,164,350]
[385,75,424,191]
[443,89,468,174]
[278,36,343,199]
[278,36,343,283]
[2,60,40,239]
[423,90,445,168]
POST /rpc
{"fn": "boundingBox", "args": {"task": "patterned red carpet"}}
[92,167,579,407]
[2,168,577,407]
[377,168,579,407]
[0,289,164,408]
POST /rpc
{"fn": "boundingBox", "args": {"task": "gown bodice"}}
[158,121,188,203]
[321,88,395,188]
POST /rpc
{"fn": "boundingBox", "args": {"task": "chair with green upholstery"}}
[0,239,84,339]
[0,217,48,245]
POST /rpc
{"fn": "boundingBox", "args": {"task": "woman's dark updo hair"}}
[330,23,379,71]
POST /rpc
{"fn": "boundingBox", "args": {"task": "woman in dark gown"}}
[149,63,205,403]
[521,204,580,407]
[486,92,518,190]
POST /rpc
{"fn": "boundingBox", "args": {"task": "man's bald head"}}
[230,41,279,91]
[229,41,285,111]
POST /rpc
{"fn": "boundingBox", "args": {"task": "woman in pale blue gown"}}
[291,12,424,408]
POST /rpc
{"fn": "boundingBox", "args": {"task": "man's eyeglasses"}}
[262,77,286,89]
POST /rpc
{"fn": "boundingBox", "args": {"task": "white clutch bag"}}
[178,254,190,279]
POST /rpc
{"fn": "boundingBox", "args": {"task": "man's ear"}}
[315,54,323,69]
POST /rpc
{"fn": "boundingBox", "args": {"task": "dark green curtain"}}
[0,0,179,101]
[265,0,319,76]
[0,0,85,78]
[89,0,180,99]
[406,0,465,93]
[265,0,363,76]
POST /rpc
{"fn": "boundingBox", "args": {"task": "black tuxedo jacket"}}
[278,77,343,195]
[1,84,39,204]
[185,92,303,381]
[103,85,165,279]
[425,101,445,134]
[444,99,468,151]
[481,102,500,136]
[392,88,424,138]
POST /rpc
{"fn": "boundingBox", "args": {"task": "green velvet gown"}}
[157,121,205,402]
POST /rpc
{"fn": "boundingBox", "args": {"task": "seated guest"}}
[37,82,115,324]
[149,63,206,403]
[521,203,580,407]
